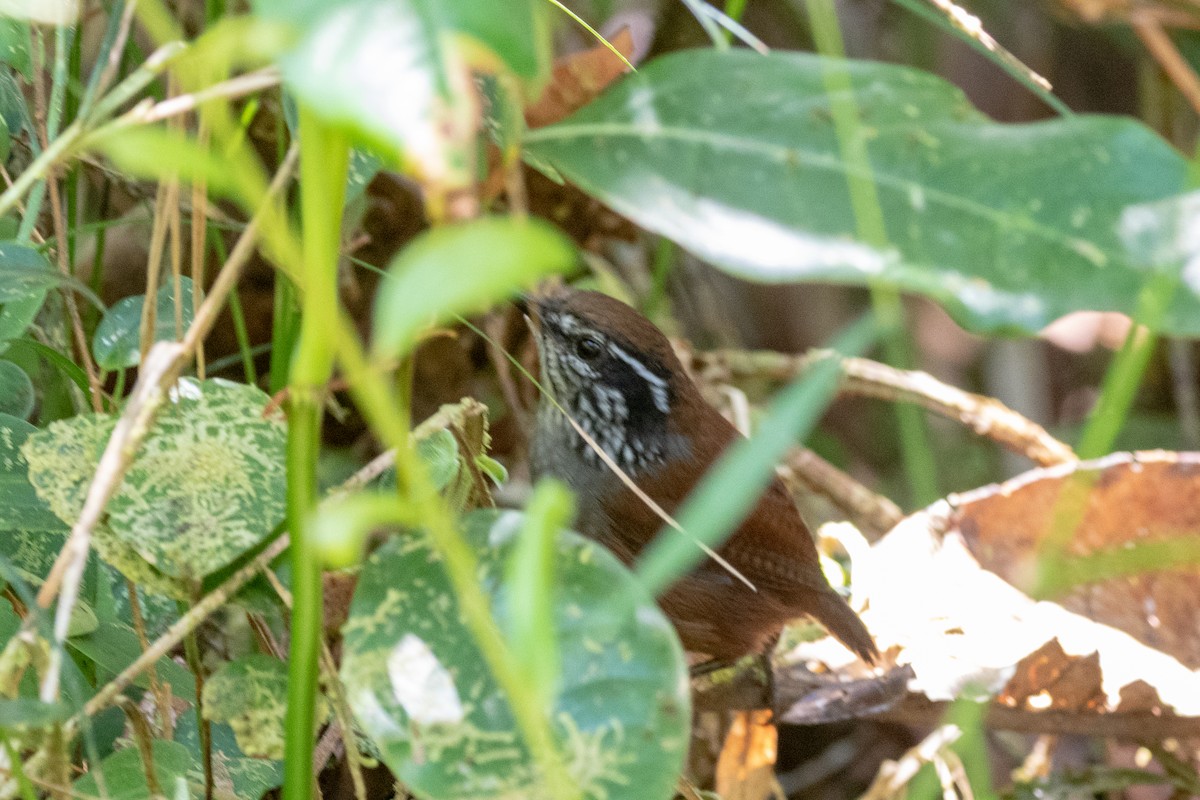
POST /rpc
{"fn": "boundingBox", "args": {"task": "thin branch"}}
[138,179,172,361]
[1133,11,1200,116]
[777,448,904,537]
[33,25,104,413]
[691,348,1075,467]
[80,0,139,118]
[123,68,281,126]
[191,123,210,378]
[838,355,1075,465]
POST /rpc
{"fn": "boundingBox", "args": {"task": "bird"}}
[523,287,877,664]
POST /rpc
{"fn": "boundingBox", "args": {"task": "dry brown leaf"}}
[953,452,1200,668]
[714,709,785,800]
[856,452,1200,729]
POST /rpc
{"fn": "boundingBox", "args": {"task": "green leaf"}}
[373,216,576,356]
[4,336,93,398]
[0,698,70,731]
[203,654,321,760]
[0,293,47,354]
[93,127,245,200]
[281,0,474,183]
[175,710,285,800]
[0,242,66,303]
[0,414,69,583]
[263,0,548,84]
[345,147,382,205]
[68,621,197,702]
[92,276,196,371]
[0,18,32,78]
[525,49,1195,335]
[23,379,287,586]
[417,428,461,491]
[341,508,690,800]
[0,360,33,418]
[281,0,549,187]
[73,740,195,800]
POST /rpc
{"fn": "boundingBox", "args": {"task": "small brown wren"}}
[525,288,877,663]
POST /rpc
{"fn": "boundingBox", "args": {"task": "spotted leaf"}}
[341,508,690,800]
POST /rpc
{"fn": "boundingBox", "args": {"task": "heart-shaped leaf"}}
[341,508,690,800]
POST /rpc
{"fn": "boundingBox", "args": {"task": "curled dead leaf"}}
[856,451,1200,732]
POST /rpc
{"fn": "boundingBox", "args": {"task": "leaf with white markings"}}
[525,49,1194,335]
[341,508,690,800]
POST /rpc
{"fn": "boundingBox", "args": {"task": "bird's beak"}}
[515,292,542,337]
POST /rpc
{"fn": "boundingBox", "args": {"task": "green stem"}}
[281,107,348,800]
[208,229,258,383]
[722,0,748,43]
[1076,272,1176,459]
[804,0,939,507]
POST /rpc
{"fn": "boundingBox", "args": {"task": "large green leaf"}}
[74,740,195,800]
[373,216,576,356]
[341,509,690,800]
[23,379,287,588]
[281,0,549,186]
[525,49,1195,335]
[92,276,196,371]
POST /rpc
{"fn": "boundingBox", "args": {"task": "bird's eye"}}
[574,335,604,361]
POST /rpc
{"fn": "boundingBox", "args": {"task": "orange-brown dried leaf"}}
[1046,652,1106,711]
[1001,638,1074,708]
[953,453,1200,668]
[1116,679,1168,714]
[715,710,784,800]
[525,28,635,129]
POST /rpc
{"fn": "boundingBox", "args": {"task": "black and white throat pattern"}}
[536,310,677,474]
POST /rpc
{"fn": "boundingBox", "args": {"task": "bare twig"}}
[125,578,173,737]
[33,27,104,414]
[115,698,164,799]
[83,0,139,116]
[878,696,1200,739]
[123,68,281,126]
[138,179,172,361]
[691,348,1075,467]
[1133,11,1200,116]
[837,355,1075,465]
[191,123,210,379]
[860,724,962,800]
[777,449,904,537]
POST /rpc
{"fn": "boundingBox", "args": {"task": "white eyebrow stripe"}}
[609,343,670,414]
